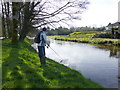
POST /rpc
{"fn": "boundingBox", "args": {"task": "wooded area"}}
[0,0,89,43]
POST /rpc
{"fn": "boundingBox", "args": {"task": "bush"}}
[93,33,112,38]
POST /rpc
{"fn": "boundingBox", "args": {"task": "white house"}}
[106,1,120,30]
[106,22,120,30]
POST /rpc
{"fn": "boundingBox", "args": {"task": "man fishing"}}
[37,27,50,66]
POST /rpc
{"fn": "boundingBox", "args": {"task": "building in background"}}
[106,1,120,30]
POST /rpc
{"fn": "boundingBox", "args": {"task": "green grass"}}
[2,38,103,88]
[52,31,120,45]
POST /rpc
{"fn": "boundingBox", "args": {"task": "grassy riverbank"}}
[2,39,103,88]
[51,31,120,46]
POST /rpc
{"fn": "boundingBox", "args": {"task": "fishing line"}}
[49,46,63,63]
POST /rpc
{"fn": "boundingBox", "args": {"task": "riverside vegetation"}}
[52,31,120,46]
[2,39,103,88]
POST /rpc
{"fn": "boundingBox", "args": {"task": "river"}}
[31,38,119,88]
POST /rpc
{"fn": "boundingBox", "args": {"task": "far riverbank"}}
[51,36,120,46]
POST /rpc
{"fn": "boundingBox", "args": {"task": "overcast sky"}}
[0,0,119,28]
[68,0,120,28]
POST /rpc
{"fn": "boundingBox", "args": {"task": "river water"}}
[31,38,119,88]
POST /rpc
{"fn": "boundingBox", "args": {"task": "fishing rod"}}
[49,46,63,63]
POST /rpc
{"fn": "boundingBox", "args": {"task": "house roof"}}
[107,22,120,27]
[113,22,120,26]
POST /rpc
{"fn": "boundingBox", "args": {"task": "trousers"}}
[38,46,46,65]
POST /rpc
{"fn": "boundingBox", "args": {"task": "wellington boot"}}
[40,57,46,65]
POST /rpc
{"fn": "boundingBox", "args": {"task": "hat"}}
[42,27,47,31]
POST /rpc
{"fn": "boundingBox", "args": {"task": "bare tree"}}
[0,1,25,42]
[19,0,89,41]
[0,0,89,41]
[0,0,13,38]
[4,2,12,38]
[32,0,89,28]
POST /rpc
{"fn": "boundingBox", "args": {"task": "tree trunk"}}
[6,2,12,38]
[4,2,12,38]
[1,2,7,38]
[2,16,6,38]
[12,2,19,43]
[19,19,31,41]
[19,2,31,41]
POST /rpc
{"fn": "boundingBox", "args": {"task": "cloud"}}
[71,0,119,27]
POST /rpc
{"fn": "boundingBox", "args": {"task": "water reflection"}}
[110,47,120,58]
[50,39,120,59]
[93,44,120,58]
